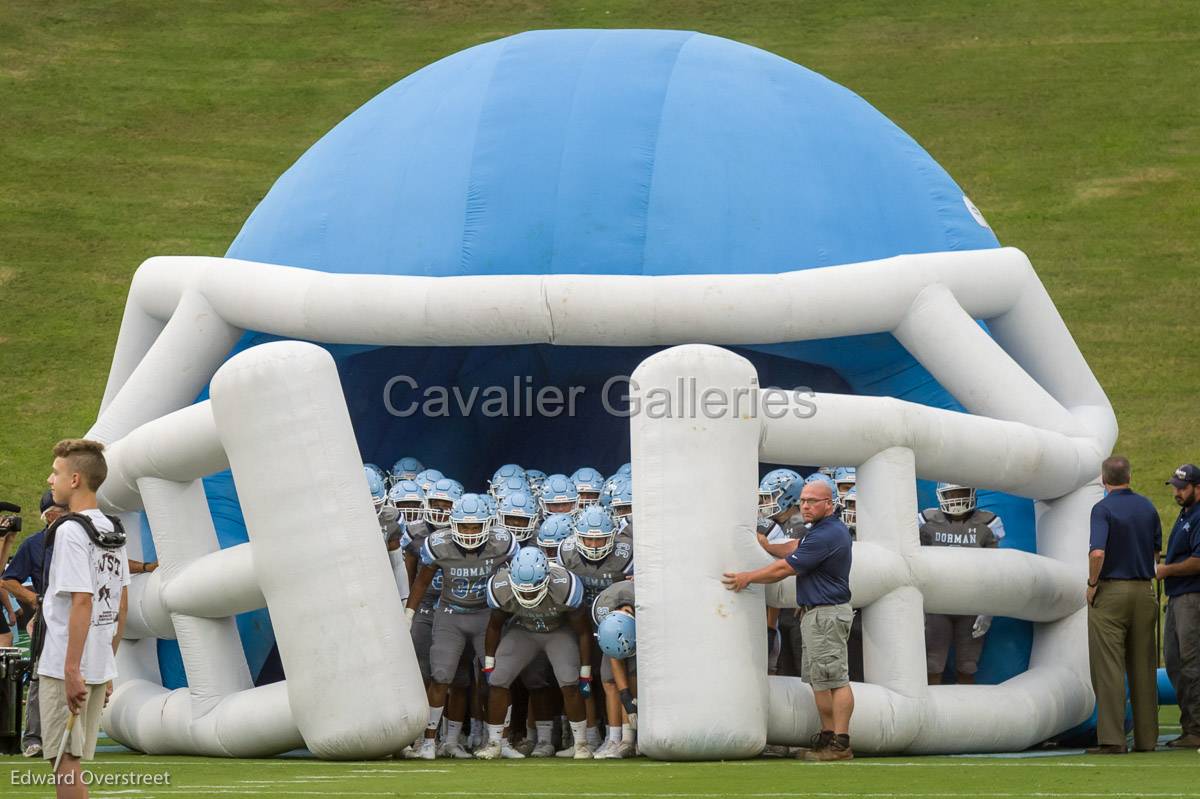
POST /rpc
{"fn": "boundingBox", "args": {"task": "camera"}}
[0,502,21,534]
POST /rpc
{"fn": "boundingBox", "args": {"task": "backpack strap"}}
[46,512,127,552]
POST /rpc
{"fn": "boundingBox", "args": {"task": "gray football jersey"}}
[487,564,584,633]
[421,529,519,611]
[590,579,635,627]
[918,509,1002,548]
[557,532,634,606]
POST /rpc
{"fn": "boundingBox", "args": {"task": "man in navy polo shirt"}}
[1156,463,1200,748]
[724,478,854,761]
[1085,456,1160,754]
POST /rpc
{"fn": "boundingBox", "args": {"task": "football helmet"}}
[498,490,540,542]
[841,486,857,532]
[607,479,633,520]
[416,468,445,494]
[524,468,547,492]
[616,462,632,478]
[571,467,605,506]
[540,474,580,515]
[818,466,838,478]
[573,506,617,561]
[390,456,424,484]
[387,479,425,523]
[937,482,977,516]
[509,547,551,607]
[758,468,801,517]
[490,464,526,493]
[833,467,857,499]
[364,466,387,516]
[536,513,575,560]
[492,474,531,501]
[449,492,493,549]
[425,478,464,528]
[364,463,386,484]
[597,609,636,659]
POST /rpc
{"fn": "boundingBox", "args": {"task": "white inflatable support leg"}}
[124,571,174,640]
[209,340,427,759]
[631,345,765,760]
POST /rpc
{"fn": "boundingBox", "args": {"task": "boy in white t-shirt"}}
[40,439,129,799]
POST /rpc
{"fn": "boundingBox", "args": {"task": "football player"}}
[390,456,425,486]
[591,579,637,758]
[536,513,575,562]
[478,548,593,760]
[498,489,541,546]
[757,476,809,679]
[833,467,857,502]
[540,474,581,516]
[424,478,463,530]
[405,493,519,758]
[490,464,527,494]
[571,467,606,507]
[558,507,634,752]
[919,483,1004,685]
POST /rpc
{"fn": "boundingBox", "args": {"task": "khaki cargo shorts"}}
[40,676,106,762]
[799,603,853,691]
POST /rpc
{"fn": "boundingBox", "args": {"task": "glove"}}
[971,615,992,639]
[579,665,593,698]
[483,656,495,683]
[403,607,415,628]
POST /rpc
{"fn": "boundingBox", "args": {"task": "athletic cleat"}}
[514,738,535,756]
[531,741,557,758]
[592,740,617,759]
[474,742,503,760]
[22,743,43,758]
[417,742,437,760]
[438,740,474,759]
[613,741,637,759]
[573,742,594,759]
[500,742,526,759]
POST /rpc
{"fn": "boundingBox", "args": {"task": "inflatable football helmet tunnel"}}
[90,30,1112,758]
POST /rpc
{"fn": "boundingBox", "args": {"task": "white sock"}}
[426,705,444,735]
[445,720,463,745]
[607,726,621,744]
[487,723,504,745]
[586,725,602,748]
[570,721,588,748]
[527,723,536,741]
[470,719,482,742]
[622,723,634,744]
[536,721,553,744]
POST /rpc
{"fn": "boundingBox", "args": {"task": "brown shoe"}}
[1166,734,1200,748]
[1085,744,1126,755]
[793,730,834,758]
[804,737,853,761]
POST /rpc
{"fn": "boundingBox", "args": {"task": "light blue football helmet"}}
[606,479,633,520]
[416,468,445,495]
[571,467,606,506]
[449,492,493,549]
[540,474,580,515]
[536,513,575,560]
[524,469,547,492]
[616,462,632,478]
[758,468,802,516]
[425,478,464,528]
[490,464,527,493]
[387,479,425,523]
[833,467,857,499]
[598,473,629,509]
[364,466,387,515]
[598,610,636,659]
[842,486,858,531]
[509,547,551,607]
[498,490,540,542]
[492,474,531,501]
[573,506,618,561]
[390,456,424,484]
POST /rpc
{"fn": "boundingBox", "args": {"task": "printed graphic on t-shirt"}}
[92,547,125,626]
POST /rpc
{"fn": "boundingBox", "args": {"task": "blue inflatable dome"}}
[159,30,1033,687]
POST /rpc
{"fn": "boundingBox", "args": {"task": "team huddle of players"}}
[362,458,1004,761]
[363,459,637,760]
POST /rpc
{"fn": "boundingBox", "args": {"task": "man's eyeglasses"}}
[798,498,831,505]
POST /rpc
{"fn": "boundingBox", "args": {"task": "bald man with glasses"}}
[724,479,855,761]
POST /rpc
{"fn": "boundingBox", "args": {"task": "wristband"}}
[484,656,495,671]
[1086,580,1098,588]
[579,665,592,680]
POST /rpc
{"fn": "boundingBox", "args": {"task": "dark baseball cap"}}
[39,489,64,513]
[1167,464,1200,489]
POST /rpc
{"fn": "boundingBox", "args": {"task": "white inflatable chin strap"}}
[91,247,1111,759]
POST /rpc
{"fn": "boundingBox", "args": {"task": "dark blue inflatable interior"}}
[140,29,1039,692]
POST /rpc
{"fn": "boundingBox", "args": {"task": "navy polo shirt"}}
[1164,502,1200,598]
[785,515,852,607]
[1,529,49,596]
[1088,489,1161,580]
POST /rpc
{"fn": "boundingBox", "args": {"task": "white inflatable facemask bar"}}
[90,247,1111,759]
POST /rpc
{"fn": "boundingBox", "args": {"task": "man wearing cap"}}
[1085,456,1160,754]
[1157,463,1200,748]
[1,490,68,757]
